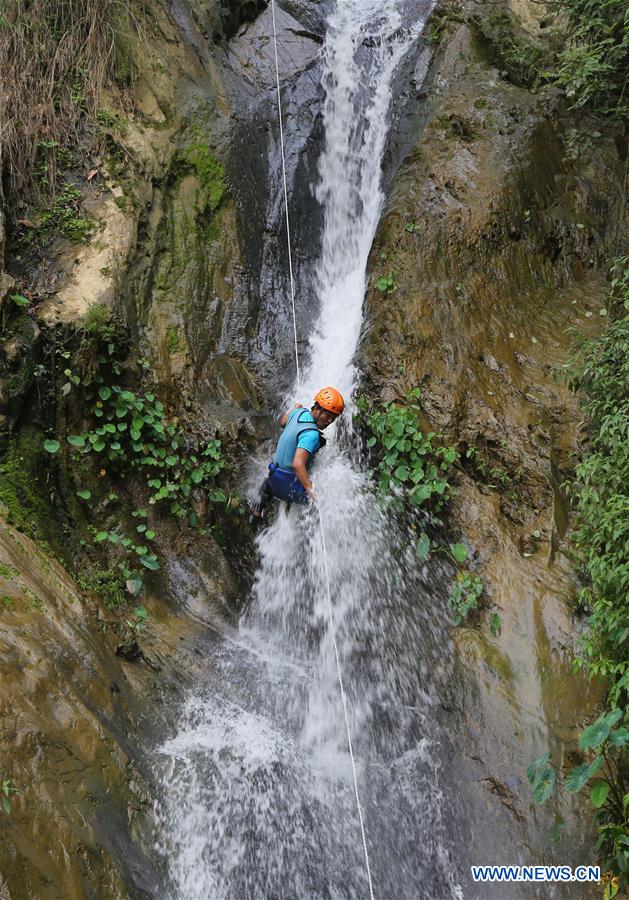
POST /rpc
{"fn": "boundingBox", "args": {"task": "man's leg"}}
[248,477,274,521]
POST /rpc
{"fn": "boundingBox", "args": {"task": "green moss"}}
[0,563,19,581]
[0,428,64,555]
[181,143,225,213]
[165,326,181,354]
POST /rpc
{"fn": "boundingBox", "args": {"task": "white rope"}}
[316,507,376,900]
[269,2,375,896]
[270,0,301,389]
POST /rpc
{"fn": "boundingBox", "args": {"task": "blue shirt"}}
[274,408,321,472]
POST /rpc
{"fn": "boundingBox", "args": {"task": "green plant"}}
[528,708,628,894]
[36,182,96,243]
[78,566,126,608]
[530,258,629,891]
[482,12,544,88]
[358,389,456,512]
[450,571,483,624]
[566,257,629,693]
[126,605,148,634]
[563,127,602,162]
[375,272,397,294]
[551,0,628,120]
[1,777,21,814]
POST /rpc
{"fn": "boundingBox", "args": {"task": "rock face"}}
[360,0,625,888]
[0,1,325,895]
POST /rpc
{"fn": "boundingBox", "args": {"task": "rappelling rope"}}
[270,0,301,389]
[316,506,376,899]
[269,1,375,896]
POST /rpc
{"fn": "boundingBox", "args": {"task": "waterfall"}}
[155,2,463,897]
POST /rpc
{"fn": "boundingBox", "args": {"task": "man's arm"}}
[279,403,304,429]
[292,448,315,499]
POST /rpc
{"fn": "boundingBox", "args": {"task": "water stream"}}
[155,2,463,897]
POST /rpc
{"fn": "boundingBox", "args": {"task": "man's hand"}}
[307,485,317,502]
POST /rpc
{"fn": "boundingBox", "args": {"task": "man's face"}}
[313,407,338,429]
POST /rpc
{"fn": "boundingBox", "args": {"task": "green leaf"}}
[93,440,105,452]
[450,543,468,563]
[565,763,591,793]
[126,577,142,596]
[44,439,60,454]
[139,555,160,571]
[108,533,119,544]
[95,531,108,542]
[99,386,112,401]
[533,767,556,803]
[76,490,91,500]
[145,530,156,540]
[136,524,147,533]
[490,612,502,637]
[608,727,629,747]
[579,709,623,750]
[2,795,11,814]
[416,533,431,562]
[367,436,377,448]
[135,606,148,620]
[394,465,410,482]
[67,435,86,448]
[410,483,432,503]
[191,469,204,484]
[550,817,564,845]
[591,781,610,808]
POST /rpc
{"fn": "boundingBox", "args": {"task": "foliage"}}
[357,390,485,625]
[0,0,141,206]
[358,389,456,512]
[450,571,484,625]
[551,0,629,120]
[1,777,21,814]
[43,318,229,598]
[563,127,602,163]
[78,567,126,609]
[0,428,65,556]
[35,183,96,243]
[566,257,629,696]
[530,259,629,890]
[375,272,397,294]
[482,12,544,88]
[528,709,628,892]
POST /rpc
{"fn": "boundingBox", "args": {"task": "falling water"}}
[156,2,463,897]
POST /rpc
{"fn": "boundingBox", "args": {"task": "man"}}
[248,386,345,521]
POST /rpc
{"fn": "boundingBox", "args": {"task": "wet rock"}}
[361,0,620,885]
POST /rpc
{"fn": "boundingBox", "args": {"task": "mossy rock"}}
[0,427,66,558]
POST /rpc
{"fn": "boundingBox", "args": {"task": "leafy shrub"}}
[552,0,629,120]
[530,258,629,893]
[358,389,456,511]
[357,390,485,624]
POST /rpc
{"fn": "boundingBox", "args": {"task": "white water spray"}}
[155,2,463,897]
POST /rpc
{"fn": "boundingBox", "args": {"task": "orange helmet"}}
[314,386,345,416]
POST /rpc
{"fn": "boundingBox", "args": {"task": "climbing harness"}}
[269,2,375,897]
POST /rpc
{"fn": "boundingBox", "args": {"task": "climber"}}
[248,386,345,521]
